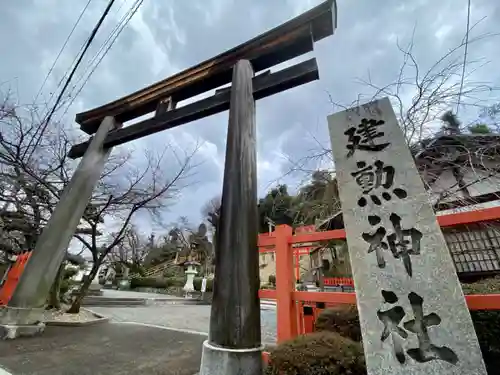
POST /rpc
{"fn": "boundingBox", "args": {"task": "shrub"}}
[268,274,276,285]
[261,283,276,290]
[470,310,500,374]
[311,276,500,374]
[63,267,79,279]
[462,276,500,374]
[462,276,500,295]
[163,267,183,278]
[60,279,75,295]
[130,277,184,289]
[314,305,362,342]
[130,276,216,291]
[265,331,365,375]
[168,277,186,287]
[193,277,213,292]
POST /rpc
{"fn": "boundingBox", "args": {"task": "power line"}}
[58,0,144,122]
[33,0,94,105]
[65,0,138,102]
[69,0,129,89]
[26,0,118,161]
[44,0,127,114]
[456,0,472,114]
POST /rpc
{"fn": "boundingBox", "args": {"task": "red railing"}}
[258,206,500,348]
[0,251,32,306]
[323,277,354,286]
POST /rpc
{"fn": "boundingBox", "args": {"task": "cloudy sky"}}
[2,0,500,238]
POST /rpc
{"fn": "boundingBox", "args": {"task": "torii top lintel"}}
[68,0,337,158]
[76,0,336,133]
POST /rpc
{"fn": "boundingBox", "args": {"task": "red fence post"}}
[0,251,32,306]
[274,224,297,342]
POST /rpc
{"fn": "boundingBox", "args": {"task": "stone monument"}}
[327,97,487,375]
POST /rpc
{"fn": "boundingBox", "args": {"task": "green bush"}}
[60,278,78,295]
[462,276,500,374]
[462,276,500,295]
[193,277,213,292]
[312,276,500,375]
[163,267,183,278]
[129,276,214,292]
[470,310,500,374]
[314,305,361,342]
[268,274,276,285]
[130,277,184,289]
[63,267,79,279]
[168,277,186,287]
[265,331,365,375]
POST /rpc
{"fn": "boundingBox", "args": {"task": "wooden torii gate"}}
[0,2,337,374]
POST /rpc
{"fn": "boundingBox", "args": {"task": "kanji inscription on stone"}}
[327,97,487,375]
[345,118,390,157]
[377,290,458,365]
[351,160,408,207]
[363,213,422,277]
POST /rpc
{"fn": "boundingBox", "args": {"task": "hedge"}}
[130,277,183,289]
[462,277,500,374]
[310,277,500,375]
[130,276,213,292]
[314,304,361,342]
[268,274,276,285]
[193,277,213,292]
[265,332,365,375]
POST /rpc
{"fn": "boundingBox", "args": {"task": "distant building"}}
[415,133,500,278]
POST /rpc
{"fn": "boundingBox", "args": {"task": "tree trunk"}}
[47,262,65,310]
[67,264,98,314]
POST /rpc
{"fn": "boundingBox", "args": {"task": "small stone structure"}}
[181,260,200,298]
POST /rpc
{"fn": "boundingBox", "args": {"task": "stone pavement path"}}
[101,289,185,300]
[90,304,278,343]
[0,324,205,375]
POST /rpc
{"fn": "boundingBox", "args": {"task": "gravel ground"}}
[90,304,278,343]
[43,306,101,323]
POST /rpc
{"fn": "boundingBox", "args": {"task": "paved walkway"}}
[90,304,278,343]
[0,324,205,374]
[101,289,185,300]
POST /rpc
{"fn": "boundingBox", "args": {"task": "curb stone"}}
[44,308,109,327]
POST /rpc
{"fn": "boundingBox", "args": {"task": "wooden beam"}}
[68,58,319,159]
[75,0,337,134]
[155,96,176,117]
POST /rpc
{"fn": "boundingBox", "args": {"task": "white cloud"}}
[2,0,500,231]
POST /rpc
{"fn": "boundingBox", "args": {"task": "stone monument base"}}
[0,306,46,340]
[199,340,263,375]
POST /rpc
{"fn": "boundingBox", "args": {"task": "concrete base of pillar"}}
[0,306,45,340]
[199,340,263,375]
[0,322,45,340]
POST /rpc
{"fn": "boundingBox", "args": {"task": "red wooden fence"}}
[0,251,32,306]
[258,206,500,346]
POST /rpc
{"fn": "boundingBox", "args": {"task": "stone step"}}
[82,297,146,307]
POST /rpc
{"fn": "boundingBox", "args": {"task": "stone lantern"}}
[181,260,201,298]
